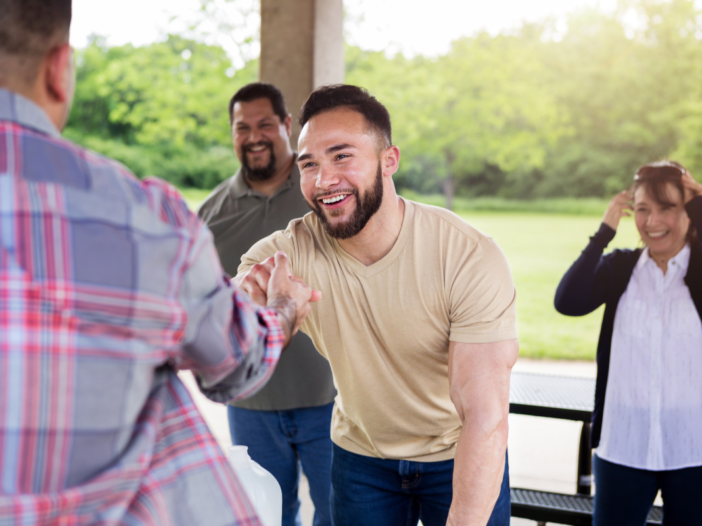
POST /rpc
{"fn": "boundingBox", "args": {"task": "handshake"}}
[234,251,321,347]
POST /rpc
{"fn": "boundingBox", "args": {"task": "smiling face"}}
[634,182,691,260]
[297,108,387,239]
[232,97,292,182]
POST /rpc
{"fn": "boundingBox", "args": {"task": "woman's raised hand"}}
[602,190,633,231]
[682,171,702,204]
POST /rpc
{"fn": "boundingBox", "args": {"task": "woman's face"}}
[634,182,690,260]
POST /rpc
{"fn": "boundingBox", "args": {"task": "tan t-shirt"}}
[239,199,517,461]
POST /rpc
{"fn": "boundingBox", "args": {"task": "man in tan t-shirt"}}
[236,85,519,526]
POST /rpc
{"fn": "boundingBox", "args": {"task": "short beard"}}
[242,143,277,182]
[309,163,384,239]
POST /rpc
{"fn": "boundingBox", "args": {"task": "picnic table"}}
[508,371,662,526]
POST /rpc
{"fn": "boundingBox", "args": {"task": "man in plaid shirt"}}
[0,1,320,524]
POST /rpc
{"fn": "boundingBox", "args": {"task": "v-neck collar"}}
[330,198,414,278]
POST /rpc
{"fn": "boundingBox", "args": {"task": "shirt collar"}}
[636,243,691,274]
[672,243,691,274]
[0,88,61,138]
[229,155,300,199]
[636,246,652,271]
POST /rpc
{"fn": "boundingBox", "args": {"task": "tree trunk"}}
[443,150,455,211]
[443,173,454,211]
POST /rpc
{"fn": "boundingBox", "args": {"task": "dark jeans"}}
[330,444,510,526]
[228,403,334,526]
[593,454,702,526]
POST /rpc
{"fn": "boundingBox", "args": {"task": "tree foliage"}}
[65,0,702,198]
[65,34,256,187]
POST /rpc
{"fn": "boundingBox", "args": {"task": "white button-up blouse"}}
[597,244,702,470]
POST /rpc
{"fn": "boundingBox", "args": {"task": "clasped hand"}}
[234,252,322,346]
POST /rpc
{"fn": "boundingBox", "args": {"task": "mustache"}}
[243,140,273,153]
[313,188,357,201]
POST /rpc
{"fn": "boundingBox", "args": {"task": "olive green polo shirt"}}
[198,163,337,410]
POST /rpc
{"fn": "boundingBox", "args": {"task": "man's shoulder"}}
[407,199,491,244]
[249,213,326,261]
[282,212,322,244]
[407,200,509,276]
[57,136,198,233]
[197,175,236,220]
[24,125,141,186]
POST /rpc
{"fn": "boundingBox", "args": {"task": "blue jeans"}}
[228,403,334,526]
[330,444,511,526]
[593,454,702,526]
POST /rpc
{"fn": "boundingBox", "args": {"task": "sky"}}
[71,0,619,61]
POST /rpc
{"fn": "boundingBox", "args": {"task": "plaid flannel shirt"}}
[0,88,285,525]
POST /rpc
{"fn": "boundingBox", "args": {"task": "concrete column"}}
[260,0,344,145]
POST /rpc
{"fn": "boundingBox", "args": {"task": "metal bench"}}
[510,372,597,496]
[509,372,667,525]
[511,487,663,526]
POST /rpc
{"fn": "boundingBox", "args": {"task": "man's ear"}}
[284,113,293,137]
[45,43,73,103]
[383,145,401,177]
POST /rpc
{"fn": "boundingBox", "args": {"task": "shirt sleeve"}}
[169,193,285,403]
[447,237,518,344]
[554,222,616,316]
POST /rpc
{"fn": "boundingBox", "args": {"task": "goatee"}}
[242,142,277,182]
[309,163,384,239]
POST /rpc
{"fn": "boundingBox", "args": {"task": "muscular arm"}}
[447,339,519,526]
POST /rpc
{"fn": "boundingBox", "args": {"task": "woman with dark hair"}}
[555,161,702,525]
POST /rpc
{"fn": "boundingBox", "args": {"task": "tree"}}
[530,0,702,197]
[65,35,257,187]
[68,35,256,149]
[347,34,567,209]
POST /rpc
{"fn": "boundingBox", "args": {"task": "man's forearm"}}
[447,416,508,526]
[190,289,286,403]
[446,339,517,525]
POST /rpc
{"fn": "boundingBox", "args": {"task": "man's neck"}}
[337,191,405,267]
[245,154,296,197]
[0,58,67,131]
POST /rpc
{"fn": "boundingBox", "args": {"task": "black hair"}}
[298,84,392,148]
[0,0,71,56]
[0,0,71,86]
[631,160,698,247]
[228,82,288,125]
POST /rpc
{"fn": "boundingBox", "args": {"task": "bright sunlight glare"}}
[71,0,619,59]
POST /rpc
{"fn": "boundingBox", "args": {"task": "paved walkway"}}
[180,358,598,525]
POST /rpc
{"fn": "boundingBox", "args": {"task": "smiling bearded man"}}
[198,82,336,526]
[235,84,519,526]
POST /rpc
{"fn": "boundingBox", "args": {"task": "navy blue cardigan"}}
[554,196,702,448]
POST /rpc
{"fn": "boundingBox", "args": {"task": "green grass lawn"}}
[458,211,639,360]
[181,188,213,211]
[182,187,640,361]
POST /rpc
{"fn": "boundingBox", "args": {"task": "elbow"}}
[554,293,570,315]
[459,396,510,447]
[554,286,584,316]
[479,410,509,450]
